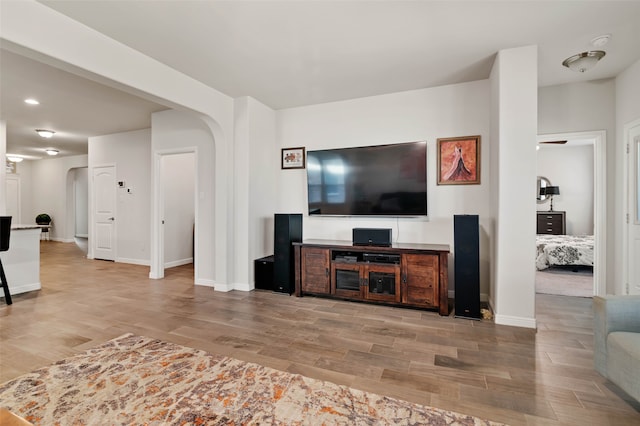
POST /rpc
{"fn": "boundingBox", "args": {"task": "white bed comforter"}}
[536,234,594,271]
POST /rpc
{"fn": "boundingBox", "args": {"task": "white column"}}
[490,45,538,328]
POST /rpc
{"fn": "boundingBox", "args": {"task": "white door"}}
[93,166,116,261]
[628,121,640,295]
[5,175,20,223]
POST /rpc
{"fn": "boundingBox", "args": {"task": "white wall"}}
[233,97,278,290]
[162,152,195,267]
[249,99,278,267]
[615,59,640,295]
[276,80,492,299]
[0,121,5,215]
[89,129,151,264]
[490,46,538,329]
[30,155,89,241]
[537,145,594,235]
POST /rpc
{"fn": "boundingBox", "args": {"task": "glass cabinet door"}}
[332,263,362,298]
[363,264,401,303]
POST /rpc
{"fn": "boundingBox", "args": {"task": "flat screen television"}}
[306,141,427,216]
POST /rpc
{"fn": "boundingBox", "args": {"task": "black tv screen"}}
[306,141,427,216]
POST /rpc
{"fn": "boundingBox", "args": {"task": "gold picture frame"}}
[437,135,481,185]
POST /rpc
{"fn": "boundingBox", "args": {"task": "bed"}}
[536,234,594,271]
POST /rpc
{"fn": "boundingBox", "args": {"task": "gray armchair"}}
[593,295,640,402]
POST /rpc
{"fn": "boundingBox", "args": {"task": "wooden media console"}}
[293,240,450,315]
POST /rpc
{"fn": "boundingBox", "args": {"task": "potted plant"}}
[36,213,51,225]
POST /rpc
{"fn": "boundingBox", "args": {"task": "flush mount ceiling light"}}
[7,155,24,163]
[45,149,59,156]
[24,98,40,105]
[562,50,606,73]
[36,129,55,138]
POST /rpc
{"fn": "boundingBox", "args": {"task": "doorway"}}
[5,175,20,222]
[92,165,116,261]
[161,152,196,270]
[152,149,197,279]
[536,131,606,297]
[624,118,640,295]
[71,167,88,254]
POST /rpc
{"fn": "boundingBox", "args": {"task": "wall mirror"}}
[537,176,551,203]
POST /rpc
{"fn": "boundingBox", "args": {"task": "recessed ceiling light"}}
[24,98,40,105]
[7,155,24,163]
[45,149,59,156]
[36,129,55,138]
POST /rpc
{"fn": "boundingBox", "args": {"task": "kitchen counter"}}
[0,226,41,298]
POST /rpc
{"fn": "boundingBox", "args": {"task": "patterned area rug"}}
[0,334,504,425]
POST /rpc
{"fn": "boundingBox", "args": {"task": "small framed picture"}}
[281,147,306,169]
[437,135,481,185]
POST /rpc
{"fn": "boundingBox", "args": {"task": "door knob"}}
[108,217,115,221]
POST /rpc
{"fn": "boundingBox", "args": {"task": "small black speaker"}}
[352,228,392,246]
[254,255,274,290]
[274,214,302,294]
[454,215,481,320]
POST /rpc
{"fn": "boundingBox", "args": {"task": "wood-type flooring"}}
[1,241,639,425]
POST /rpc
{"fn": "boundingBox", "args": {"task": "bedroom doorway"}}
[536,130,606,297]
[624,118,640,295]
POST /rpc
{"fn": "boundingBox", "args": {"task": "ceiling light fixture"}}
[562,50,606,73]
[24,98,40,105]
[7,155,24,163]
[36,129,55,138]
[45,149,59,156]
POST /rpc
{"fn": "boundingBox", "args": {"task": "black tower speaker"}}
[454,214,480,320]
[274,214,302,294]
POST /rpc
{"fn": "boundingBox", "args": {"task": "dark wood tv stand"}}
[293,240,450,315]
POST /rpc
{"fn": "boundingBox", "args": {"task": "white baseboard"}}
[50,237,74,243]
[75,234,88,238]
[195,278,216,288]
[233,282,254,292]
[164,258,193,268]
[117,257,150,266]
[4,282,41,297]
[494,314,537,329]
[213,281,234,292]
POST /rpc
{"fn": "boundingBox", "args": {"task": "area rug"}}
[0,333,504,425]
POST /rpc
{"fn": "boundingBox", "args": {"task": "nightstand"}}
[536,211,566,235]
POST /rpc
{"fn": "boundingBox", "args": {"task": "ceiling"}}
[1,49,168,159]
[2,1,640,159]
